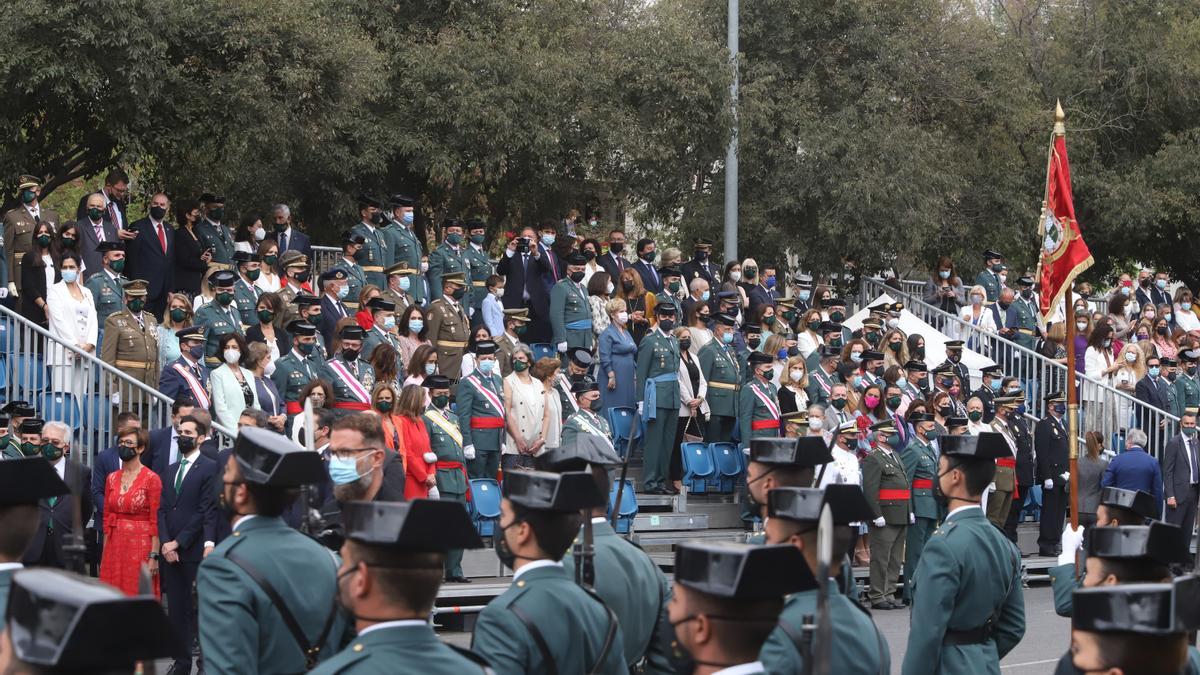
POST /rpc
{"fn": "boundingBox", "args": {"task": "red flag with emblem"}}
[1038,103,1094,321]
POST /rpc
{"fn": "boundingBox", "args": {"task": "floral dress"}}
[99,466,162,597]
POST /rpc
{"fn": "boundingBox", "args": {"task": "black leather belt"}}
[943,618,994,645]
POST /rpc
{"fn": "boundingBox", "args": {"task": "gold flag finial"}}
[1054,100,1066,136]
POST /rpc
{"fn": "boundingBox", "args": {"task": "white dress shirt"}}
[511,559,563,581]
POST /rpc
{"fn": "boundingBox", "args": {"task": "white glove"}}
[557,341,568,352]
[7,282,17,298]
[463,445,476,460]
[637,402,644,416]
[987,482,997,493]
[742,445,751,456]
[1043,479,1054,490]
[909,513,915,525]
[110,391,121,407]
[428,486,441,500]
[1060,471,1070,482]
[469,307,475,317]
[1058,524,1085,566]
[423,452,438,464]
[872,516,886,528]
[0,287,8,299]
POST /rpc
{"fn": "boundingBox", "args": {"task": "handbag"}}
[682,415,703,443]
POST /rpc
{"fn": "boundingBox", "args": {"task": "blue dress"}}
[599,323,637,410]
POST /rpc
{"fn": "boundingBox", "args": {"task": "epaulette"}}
[933,519,959,537]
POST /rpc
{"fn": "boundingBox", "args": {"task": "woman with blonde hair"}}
[958,284,996,348]
[1114,343,1145,429]
[779,356,810,418]
[763,333,789,385]
[192,266,218,311]
[880,328,908,370]
[158,293,193,371]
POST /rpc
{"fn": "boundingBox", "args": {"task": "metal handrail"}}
[859,276,1180,457]
[311,245,342,278]
[0,302,236,465]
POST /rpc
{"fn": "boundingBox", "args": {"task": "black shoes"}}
[445,576,472,584]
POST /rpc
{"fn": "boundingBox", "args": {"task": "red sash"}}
[334,402,371,411]
[286,401,303,415]
[878,489,911,501]
[751,420,779,431]
[465,375,504,415]
[995,458,1019,499]
[750,382,781,419]
[172,363,211,409]
[912,479,933,489]
[470,417,505,429]
[437,461,472,502]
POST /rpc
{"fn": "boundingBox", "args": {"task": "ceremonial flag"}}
[1037,101,1094,320]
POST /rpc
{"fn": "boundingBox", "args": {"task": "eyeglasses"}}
[330,447,378,459]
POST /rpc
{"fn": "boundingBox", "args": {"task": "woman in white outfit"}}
[503,346,547,471]
[46,252,98,392]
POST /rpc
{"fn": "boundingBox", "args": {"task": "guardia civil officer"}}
[637,302,681,495]
[1066,576,1200,675]
[900,411,940,605]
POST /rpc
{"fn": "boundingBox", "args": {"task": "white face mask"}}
[971,295,983,305]
[263,361,276,377]
[616,311,629,325]
[606,282,615,295]
[254,227,266,241]
[1126,351,1138,363]
[729,270,741,282]
[809,418,824,431]
[223,349,241,365]
[790,369,804,382]
[492,288,504,297]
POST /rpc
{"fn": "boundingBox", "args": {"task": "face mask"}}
[61,269,78,284]
[308,311,322,324]
[408,318,424,333]
[329,455,366,486]
[118,445,138,462]
[1165,313,1173,321]
[540,234,556,247]
[336,285,350,299]
[1053,403,1066,415]
[432,394,449,408]
[700,290,711,302]
[668,280,681,293]
[849,352,863,363]
[87,207,105,222]
[401,212,414,225]
[991,264,1004,273]
[790,369,804,382]
[342,347,359,362]
[971,295,983,306]
[470,234,485,245]
[294,270,311,284]
[729,270,741,282]
[1015,403,1027,416]
[609,242,624,254]
[262,254,278,267]
[35,234,51,248]
[865,395,880,408]
[939,270,951,279]
[640,251,656,264]
[852,375,863,388]
[830,398,848,412]
[1157,279,1168,290]
[888,340,902,353]
[21,442,40,457]
[381,316,396,330]
[298,341,316,356]
[397,276,411,291]
[989,379,1001,391]
[873,365,885,378]
[1168,371,1179,383]
[449,287,466,300]
[764,315,776,326]
[222,349,241,364]
[569,271,585,283]
[177,436,196,454]
[42,444,63,462]
[886,395,901,410]
[998,301,1010,310]
[1186,427,1199,437]
[209,208,224,222]
[1136,333,1148,342]
[494,520,521,569]
[968,410,983,422]
[1075,321,1088,332]
[128,299,145,313]
[938,405,953,418]
[721,331,734,344]
[446,233,463,246]
[188,343,205,359]
[21,189,37,205]
[911,346,924,360]
[257,309,274,323]
[679,339,692,352]
[217,291,234,306]
[168,308,188,323]
[1019,289,1033,300]
[948,352,962,364]
[377,400,393,413]
[492,287,505,298]
[747,336,761,349]
[513,360,529,372]
[1188,365,1198,376]
[425,362,437,376]
[830,310,845,323]
[478,359,496,374]
[765,277,777,289]
[586,397,603,412]
[1157,326,1169,336]
[244,268,261,283]
[659,319,675,333]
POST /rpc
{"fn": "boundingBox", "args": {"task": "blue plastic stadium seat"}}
[607,406,640,459]
[530,343,557,363]
[710,443,742,493]
[681,442,716,494]
[1021,485,1043,523]
[40,393,82,430]
[469,478,502,537]
[607,479,639,534]
[12,354,45,400]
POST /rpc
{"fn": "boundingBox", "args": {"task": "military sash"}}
[574,411,613,444]
[751,381,781,420]
[465,374,504,415]
[172,362,211,409]
[557,374,579,412]
[326,360,370,403]
[425,408,463,446]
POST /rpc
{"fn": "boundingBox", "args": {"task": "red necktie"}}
[157,222,167,253]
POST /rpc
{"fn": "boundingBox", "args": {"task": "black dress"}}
[20,250,59,328]
[173,225,207,297]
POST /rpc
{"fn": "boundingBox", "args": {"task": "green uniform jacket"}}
[270,351,318,405]
[84,269,126,326]
[806,366,837,406]
[196,219,235,265]
[385,224,426,306]
[549,278,594,350]
[901,439,940,520]
[427,242,470,309]
[760,579,891,675]
[738,378,780,450]
[635,329,681,409]
[456,371,505,453]
[198,516,346,675]
[0,439,21,459]
[334,259,367,311]
[319,356,376,406]
[1048,562,1080,617]
[234,278,261,328]
[862,448,912,525]
[652,292,682,323]
[1004,298,1040,351]
[1177,374,1200,416]
[361,326,400,362]
[561,520,673,674]
[560,409,614,451]
[471,564,627,675]
[351,222,391,288]
[699,340,741,417]
[194,300,244,368]
[465,244,492,318]
[310,622,486,675]
[425,406,467,496]
[901,507,1024,675]
[975,269,1002,303]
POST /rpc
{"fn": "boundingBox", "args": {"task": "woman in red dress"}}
[396,384,436,499]
[99,426,161,597]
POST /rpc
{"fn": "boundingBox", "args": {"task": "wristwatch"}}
[148,552,161,561]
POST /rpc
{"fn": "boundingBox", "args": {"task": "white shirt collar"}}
[233,514,259,532]
[511,559,562,582]
[470,242,484,252]
[947,504,981,519]
[357,619,429,636]
[205,217,222,228]
[180,448,200,463]
[713,662,766,675]
[591,516,607,524]
[0,562,24,572]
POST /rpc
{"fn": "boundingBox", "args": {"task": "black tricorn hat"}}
[749,437,833,468]
[1086,522,1189,565]
[0,457,70,506]
[503,470,606,512]
[674,541,816,600]
[1099,487,1159,522]
[767,484,874,525]
[343,499,482,552]
[1073,575,1200,635]
[233,427,325,487]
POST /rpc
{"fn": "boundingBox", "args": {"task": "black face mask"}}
[747,336,761,350]
[609,242,624,254]
[343,348,359,362]
[998,301,1011,310]
[494,521,520,569]
[177,436,196,453]
[118,445,138,462]
[622,280,635,292]
[569,271,585,283]
[912,347,925,360]
[149,205,167,221]
[678,339,691,352]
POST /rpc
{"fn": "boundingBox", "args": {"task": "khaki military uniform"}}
[988,417,1019,529]
[494,332,519,377]
[862,445,911,606]
[3,205,59,291]
[101,308,160,387]
[380,288,412,316]
[426,296,469,384]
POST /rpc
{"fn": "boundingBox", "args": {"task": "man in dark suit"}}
[75,168,130,230]
[157,413,217,675]
[747,263,778,315]
[1162,410,1199,546]
[123,192,175,317]
[632,237,662,294]
[145,399,198,481]
[76,192,119,281]
[1136,356,1173,434]
[536,220,565,293]
[497,226,552,344]
[317,268,351,351]
[1034,392,1070,556]
[597,229,630,282]
[22,419,93,569]
[679,237,721,288]
[271,204,313,264]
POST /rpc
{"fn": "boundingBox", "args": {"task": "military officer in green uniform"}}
[637,303,681,495]
[195,193,235,267]
[1164,357,1184,418]
[804,321,845,374]
[426,272,470,387]
[1177,354,1200,414]
[975,248,1005,302]
[456,341,505,480]
[652,265,684,324]
[495,308,529,376]
[550,251,594,359]
[312,500,487,674]
[361,297,401,360]
[199,428,346,673]
[464,218,493,328]
[699,313,741,442]
[862,418,911,610]
[0,414,20,459]
[559,379,614,450]
[0,458,69,610]
[471,470,626,675]
[669,541,812,674]
[987,395,1022,529]
[420,375,473,582]
[806,344,841,405]
[1004,274,1042,352]
[335,231,368,312]
[293,294,329,361]
[427,218,471,317]
[760,485,891,675]
[100,280,160,388]
[380,261,416,315]
[900,411,941,605]
[350,193,390,288]
[744,437,834,519]
[274,250,310,329]
[0,403,34,459]
[384,193,427,307]
[739,351,782,453]
[320,325,376,412]
[901,432,1025,675]
[193,270,243,369]
[84,241,127,327]
[232,251,263,328]
[540,439,672,674]
[272,321,321,434]
[1067,576,1200,675]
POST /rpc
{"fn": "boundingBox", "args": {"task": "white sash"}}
[574,411,610,440]
[172,363,211,409]
[327,360,370,403]
[558,374,579,412]
[751,382,781,420]
[466,375,504,415]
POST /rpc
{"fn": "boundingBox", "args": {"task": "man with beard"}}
[318,413,407,548]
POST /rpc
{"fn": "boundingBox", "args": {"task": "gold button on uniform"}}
[353,644,364,652]
[517,580,525,588]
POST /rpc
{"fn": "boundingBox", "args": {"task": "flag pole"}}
[1054,102,1082,574]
